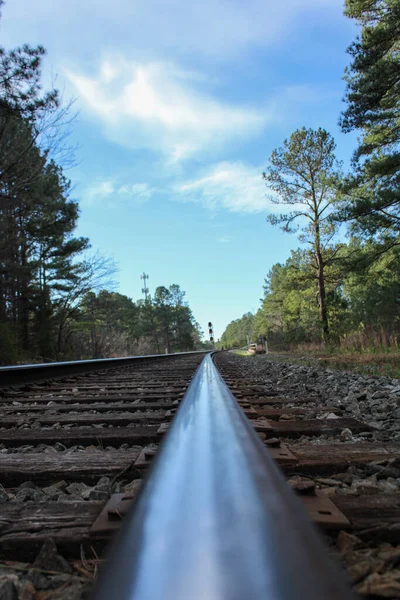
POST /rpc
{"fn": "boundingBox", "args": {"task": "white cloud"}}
[66,59,268,161]
[118,183,154,202]
[83,180,116,206]
[82,179,155,206]
[80,162,312,217]
[175,162,273,214]
[175,161,319,218]
[80,162,277,215]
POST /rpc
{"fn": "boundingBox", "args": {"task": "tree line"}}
[70,285,204,359]
[0,2,203,364]
[221,0,400,352]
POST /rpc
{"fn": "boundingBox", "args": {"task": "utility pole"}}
[141,273,150,301]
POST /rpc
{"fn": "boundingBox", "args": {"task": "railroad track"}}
[214,352,400,599]
[0,351,399,599]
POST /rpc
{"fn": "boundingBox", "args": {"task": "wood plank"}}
[2,380,188,396]
[230,389,281,397]
[1,441,389,488]
[335,493,400,543]
[0,501,105,560]
[0,393,183,404]
[290,442,400,461]
[0,426,161,447]
[255,406,342,419]
[255,418,372,438]
[242,396,323,406]
[1,401,176,414]
[335,493,400,524]
[74,380,186,386]
[280,443,400,474]
[23,374,195,391]
[0,413,166,428]
[0,442,379,488]
[0,451,140,485]
[2,493,400,561]
[41,381,187,387]
[24,384,186,392]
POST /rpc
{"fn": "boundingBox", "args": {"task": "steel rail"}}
[92,353,354,600]
[0,351,207,387]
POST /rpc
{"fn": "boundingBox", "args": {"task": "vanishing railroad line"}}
[0,351,399,598]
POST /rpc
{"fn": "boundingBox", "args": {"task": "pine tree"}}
[339,0,400,240]
[263,128,341,343]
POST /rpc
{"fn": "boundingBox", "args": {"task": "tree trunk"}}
[165,326,171,354]
[314,209,329,345]
[317,258,329,344]
[19,237,29,351]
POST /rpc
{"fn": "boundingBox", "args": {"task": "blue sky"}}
[1,0,358,340]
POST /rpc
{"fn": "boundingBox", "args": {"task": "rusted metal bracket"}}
[167,405,258,421]
[90,489,350,537]
[301,494,351,530]
[268,444,298,465]
[90,493,134,536]
[239,405,259,418]
[157,422,169,435]
[165,409,177,421]
[134,446,157,470]
[253,420,273,432]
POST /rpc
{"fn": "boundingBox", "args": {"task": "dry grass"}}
[317,352,400,378]
[265,349,400,378]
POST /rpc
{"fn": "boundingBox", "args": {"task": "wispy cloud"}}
[83,180,116,206]
[80,162,282,216]
[82,178,156,206]
[66,59,269,161]
[118,183,154,202]
[175,161,272,214]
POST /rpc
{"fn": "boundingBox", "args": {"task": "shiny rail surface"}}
[92,353,355,600]
[0,351,207,386]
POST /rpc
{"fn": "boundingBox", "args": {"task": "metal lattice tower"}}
[141,272,150,301]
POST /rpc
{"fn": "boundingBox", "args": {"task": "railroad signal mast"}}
[208,321,215,350]
[141,272,150,301]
